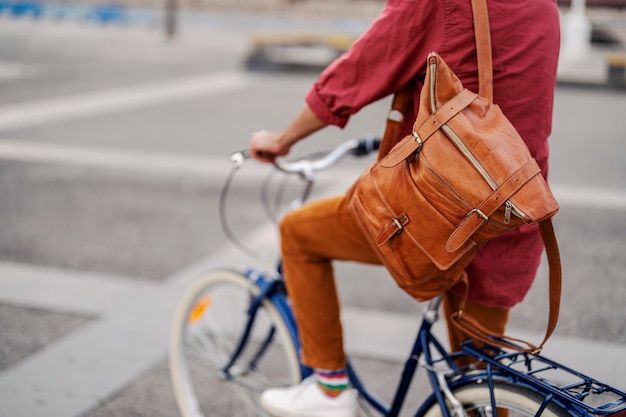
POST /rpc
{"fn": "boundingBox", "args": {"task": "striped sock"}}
[314,368,349,398]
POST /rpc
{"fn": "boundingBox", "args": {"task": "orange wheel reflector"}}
[188,296,212,323]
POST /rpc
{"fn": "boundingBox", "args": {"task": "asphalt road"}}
[0,14,625,417]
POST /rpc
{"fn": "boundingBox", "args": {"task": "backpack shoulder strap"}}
[451,219,562,354]
[471,0,494,100]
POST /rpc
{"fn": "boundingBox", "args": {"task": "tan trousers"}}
[280,195,509,370]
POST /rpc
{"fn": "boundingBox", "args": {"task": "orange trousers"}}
[280,195,509,370]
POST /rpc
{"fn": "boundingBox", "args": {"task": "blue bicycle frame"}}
[222,268,626,417]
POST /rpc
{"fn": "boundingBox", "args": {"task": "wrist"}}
[275,130,302,154]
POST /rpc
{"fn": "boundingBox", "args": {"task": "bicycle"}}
[169,137,626,417]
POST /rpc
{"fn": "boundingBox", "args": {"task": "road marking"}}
[0,263,175,417]
[0,139,624,211]
[551,184,626,211]
[0,139,232,178]
[0,139,362,192]
[0,225,278,417]
[0,72,250,131]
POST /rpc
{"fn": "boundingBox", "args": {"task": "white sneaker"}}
[260,376,359,417]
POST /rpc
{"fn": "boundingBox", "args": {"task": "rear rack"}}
[464,343,626,416]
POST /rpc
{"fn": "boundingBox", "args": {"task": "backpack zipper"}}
[427,54,525,220]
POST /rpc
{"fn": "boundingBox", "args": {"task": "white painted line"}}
[0,138,623,212]
[551,183,626,211]
[0,262,162,316]
[0,284,174,417]
[0,139,361,191]
[0,139,233,178]
[0,72,250,131]
[0,226,279,417]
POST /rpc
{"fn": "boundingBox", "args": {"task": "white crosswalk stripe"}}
[0,72,250,131]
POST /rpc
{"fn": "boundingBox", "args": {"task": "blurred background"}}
[0,0,625,416]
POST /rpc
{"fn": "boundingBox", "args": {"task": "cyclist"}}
[249,1,561,416]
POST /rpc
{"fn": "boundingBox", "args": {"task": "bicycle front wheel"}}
[420,379,570,417]
[169,269,301,417]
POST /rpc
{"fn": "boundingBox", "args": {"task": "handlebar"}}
[230,135,381,180]
[222,136,381,260]
[273,136,380,180]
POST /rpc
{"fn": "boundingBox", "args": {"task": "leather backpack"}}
[347,0,562,353]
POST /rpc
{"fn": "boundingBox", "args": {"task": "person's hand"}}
[249,104,325,163]
[249,130,291,163]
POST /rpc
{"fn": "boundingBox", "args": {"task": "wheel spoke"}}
[169,271,300,417]
[422,381,569,417]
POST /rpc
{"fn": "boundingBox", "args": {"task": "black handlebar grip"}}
[351,136,381,156]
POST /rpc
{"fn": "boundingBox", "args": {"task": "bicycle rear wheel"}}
[420,379,570,417]
[169,269,301,417]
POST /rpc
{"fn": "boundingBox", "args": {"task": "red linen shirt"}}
[306,0,560,308]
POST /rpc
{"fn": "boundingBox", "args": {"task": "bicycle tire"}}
[169,269,301,417]
[420,379,570,417]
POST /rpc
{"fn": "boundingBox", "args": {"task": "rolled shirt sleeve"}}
[305,0,445,128]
